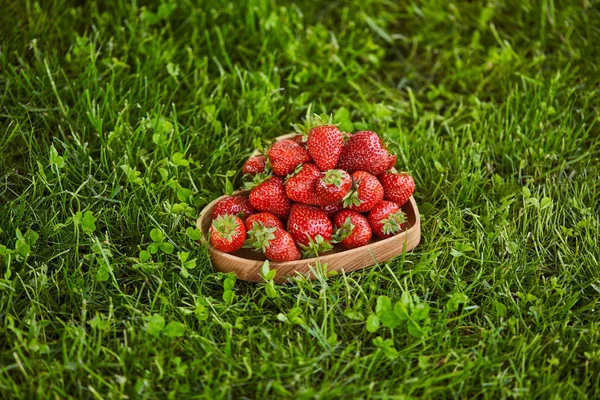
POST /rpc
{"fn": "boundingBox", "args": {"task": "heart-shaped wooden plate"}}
[197,134,421,283]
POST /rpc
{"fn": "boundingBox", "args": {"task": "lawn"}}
[1,0,599,398]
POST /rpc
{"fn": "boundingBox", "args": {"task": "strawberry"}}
[343,171,384,213]
[368,200,407,238]
[333,210,372,249]
[321,202,344,218]
[307,125,343,171]
[268,139,311,177]
[247,225,301,262]
[285,163,322,205]
[244,212,285,231]
[211,195,255,221]
[379,172,415,206]
[242,155,266,176]
[209,215,246,253]
[337,131,390,175]
[249,176,291,219]
[264,228,302,262]
[315,169,352,205]
[287,203,333,257]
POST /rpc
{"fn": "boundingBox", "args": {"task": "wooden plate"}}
[197,134,421,283]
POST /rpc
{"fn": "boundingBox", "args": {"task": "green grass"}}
[1,0,600,398]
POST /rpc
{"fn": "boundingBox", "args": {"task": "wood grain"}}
[197,133,421,283]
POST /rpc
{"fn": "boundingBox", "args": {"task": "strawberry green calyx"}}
[322,169,346,188]
[299,234,333,258]
[381,210,407,235]
[284,163,305,184]
[244,223,277,252]
[244,171,272,190]
[212,215,240,243]
[258,145,269,157]
[291,104,336,134]
[331,217,354,243]
[262,154,272,174]
[342,177,363,208]
[342,183,361,208]
[342,190,361,208]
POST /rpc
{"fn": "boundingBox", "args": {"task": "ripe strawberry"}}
[244,212,285,231]
[247,225,301,262]
[379,172,415,206]
[315,169,352,205]
[209,215,246,253]
[368,200,407,238]
[287,203,333,256]
[285,163,322,205]
[333,210,372,249]
[268,139,311,177]
[249,176,291,219]
[265,228,302,262]
[337,131,390,176]
[343,171,384,213]
[242,155,266,176]
[307,125,343,171]
[211,195,255,220]
[321,202,344,218]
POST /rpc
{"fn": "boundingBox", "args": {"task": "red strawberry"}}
[211,195,255,220]
[379,172,415,206]
[307,125,343,171]
[315,169,352,205]
[368,200,407,238]
[321,202,344,218]
[249,177,291,219]
[244,212,285,231]
[268,139,311,177]
[343,171,384,213]
[333,210,372,249]
[337,131,390,175]
[385,154,396,171]
[209,215,246,253]
[287,203,333,256]
[247,225,301,262]
[242,155,266,176]
[265,228,302,262]
[285,163,322,205]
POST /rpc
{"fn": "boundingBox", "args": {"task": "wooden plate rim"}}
[198,195,420,268]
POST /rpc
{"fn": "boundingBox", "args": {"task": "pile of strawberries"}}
[209,125,415,262]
